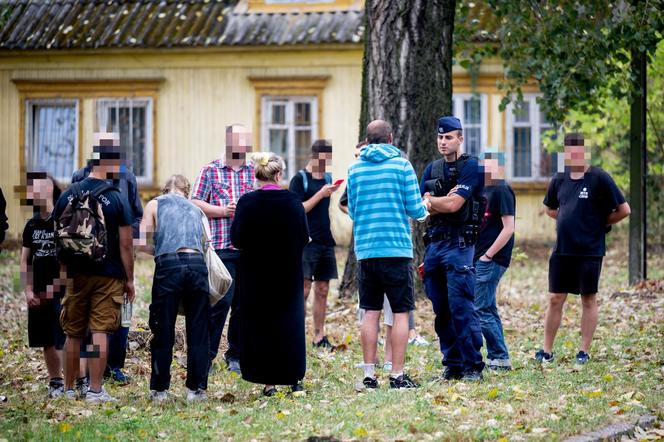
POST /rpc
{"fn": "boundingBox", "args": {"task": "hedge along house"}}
[0,0,555,246]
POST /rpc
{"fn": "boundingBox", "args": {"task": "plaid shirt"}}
[191,159,255,250]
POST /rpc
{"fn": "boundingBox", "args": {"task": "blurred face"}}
[564,144,589,169]
[312,151,332,173]
[26,178,53,208]
[481,158,505,182]
[437,131,463,157]
[93,132,123,175]
[226,127,252,162]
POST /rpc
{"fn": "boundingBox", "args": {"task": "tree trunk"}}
[628,48,647,283]
[339,0,456,298]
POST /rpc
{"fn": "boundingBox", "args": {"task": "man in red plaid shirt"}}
[191,124,255,375]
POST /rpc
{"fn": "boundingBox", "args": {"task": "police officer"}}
[420,116,485,381]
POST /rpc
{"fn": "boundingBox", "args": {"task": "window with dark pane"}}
[262,96,317,180]
[513,127,532,177]
[269,128,288,159]
[96,98,152,182]
[539,128,557,177]
[463,98,482,157]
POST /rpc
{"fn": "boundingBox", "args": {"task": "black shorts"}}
[28,298,66,349]
[549,254,603,295]
[358,258,415,313]
[303,243,338,281]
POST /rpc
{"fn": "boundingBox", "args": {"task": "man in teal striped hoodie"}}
[347,119,429,390]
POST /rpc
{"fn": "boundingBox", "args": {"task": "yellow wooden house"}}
[0,0,554,246]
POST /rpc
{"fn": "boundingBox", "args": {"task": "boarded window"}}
[25,99,79,182]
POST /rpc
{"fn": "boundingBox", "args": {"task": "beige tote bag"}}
[201,213,233,306]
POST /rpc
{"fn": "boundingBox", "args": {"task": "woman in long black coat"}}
[230,153,309,396]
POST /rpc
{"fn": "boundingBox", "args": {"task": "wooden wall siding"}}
[0,50,550,244]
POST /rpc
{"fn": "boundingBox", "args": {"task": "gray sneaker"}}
[85,388,117,404]
[47,379,64,398]
[64,389,77,400]
[150,390,172,403]
[226,359,241,375]
[186,389,207,402]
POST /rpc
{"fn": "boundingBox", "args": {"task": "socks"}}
[363,363,375,379]
[390,371,403,379]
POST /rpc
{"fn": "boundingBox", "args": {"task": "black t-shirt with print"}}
[22,214,62,296]
[54,177,133,279]
[289,171,335,246]
[544,166,626,257]
[474,183,516,267]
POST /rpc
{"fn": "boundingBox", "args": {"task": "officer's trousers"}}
[423,237,485,374]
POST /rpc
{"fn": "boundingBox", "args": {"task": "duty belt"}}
[423,227,461,247]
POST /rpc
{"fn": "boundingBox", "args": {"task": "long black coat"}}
[230,189,309,385]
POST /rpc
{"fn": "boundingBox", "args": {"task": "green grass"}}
[0,242,662,441]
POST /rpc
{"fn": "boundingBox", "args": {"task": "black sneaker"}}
[291,381,305,393]
[461,370,483,382]
[313,336,333,349]
[442,367,463,380]
[389,373,419,389]
[535,349,554,364]
[575,351,590,365]
[362,376,379,389]
[262,386,277,397]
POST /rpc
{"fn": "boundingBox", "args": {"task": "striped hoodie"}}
[347,143,428,260]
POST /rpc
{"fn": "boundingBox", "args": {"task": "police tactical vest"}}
[425,154,486,228]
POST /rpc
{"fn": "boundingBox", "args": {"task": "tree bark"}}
[628,48,647,283]
[338,0,456,298]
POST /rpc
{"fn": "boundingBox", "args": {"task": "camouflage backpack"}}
[55,182,118,263]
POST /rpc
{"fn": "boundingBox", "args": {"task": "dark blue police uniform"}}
[420,116,485,377]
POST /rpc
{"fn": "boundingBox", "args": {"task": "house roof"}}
[0,0,365,50]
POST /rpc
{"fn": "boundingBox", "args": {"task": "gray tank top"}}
[154,193,205,257]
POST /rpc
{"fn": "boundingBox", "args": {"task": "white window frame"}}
[505,94,552,181]
[453,93,488,158]
[260,95,318,180]
[25,98,79,183]
[96,97,154,186]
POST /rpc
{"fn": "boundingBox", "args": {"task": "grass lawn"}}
[0,238,662,441]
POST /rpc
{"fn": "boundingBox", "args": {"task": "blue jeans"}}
[107,326,129,370]
[150,252,210,391]
[424,238,484,374]
[208,250,240,366]
[474,260,510,363]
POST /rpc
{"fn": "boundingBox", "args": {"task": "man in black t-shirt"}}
[72,158,143,385]
[53,133,135,403]
[474,151,515,371]
[21,173,66,398]
[289,140,341,348]
[536,133,630,366]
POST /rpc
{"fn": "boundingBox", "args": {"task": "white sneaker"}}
[186,389,207,402]
[85,388,117,404]
[64,389,77,400]
[150,390,171,403]
[408,335,430,346]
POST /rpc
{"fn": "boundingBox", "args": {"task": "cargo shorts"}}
[60,275,125,338]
